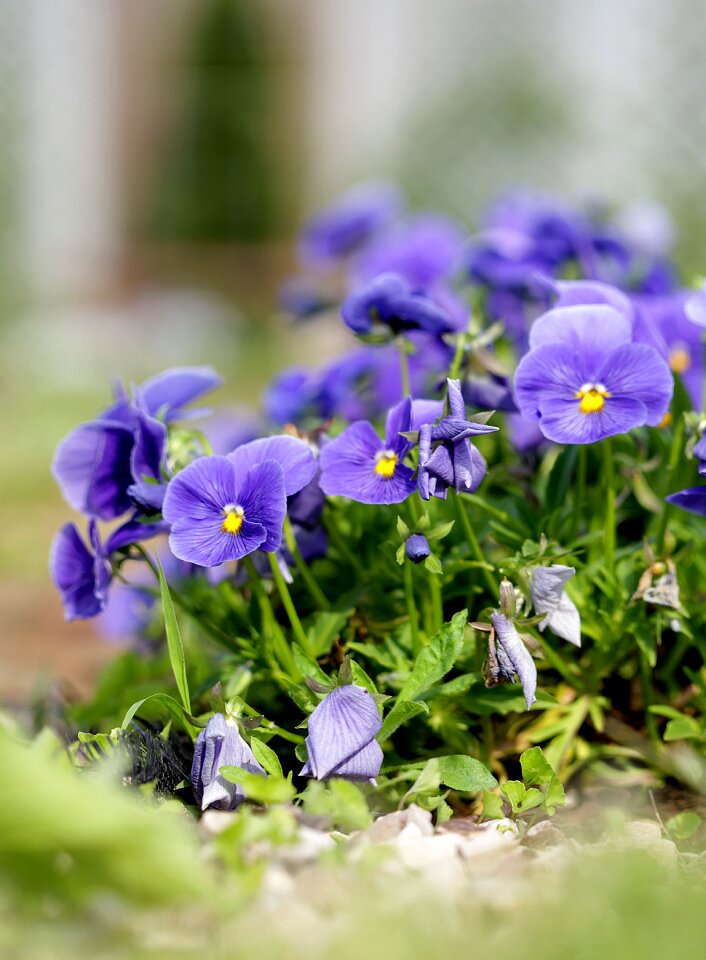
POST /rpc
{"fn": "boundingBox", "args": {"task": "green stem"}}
[656,414,685,554]
[242,556,297,677]
[267,552,311,655]
[403,560,421,655]
[399,344,411,398]
[448,330,468,382]
[602,438,616,575]
[570,444,587,541]
[283,516,329,610]
[428,573,443,635]
[640,651,659,742]
[454,492,497,597]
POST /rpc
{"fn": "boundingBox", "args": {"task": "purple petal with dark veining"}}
[491,612,537,709]
[300,685,382,781]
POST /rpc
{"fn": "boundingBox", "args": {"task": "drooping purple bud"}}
[489,612,537,709]
[50,520,111,621]
[405,534,430,564]
[530,565,581,647]
[190,713,266,811]
[299,685,383,783]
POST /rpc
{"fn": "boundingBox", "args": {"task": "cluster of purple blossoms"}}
[50,367,221,619]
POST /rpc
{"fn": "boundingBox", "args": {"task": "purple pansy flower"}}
[298,181,403,265]
[163,436,316,567]
[191,714,266,811]
[300,685,383,783]
[417,379,498,501]
[354,214,466,288]
[52,367,222,521]
[666,486,706,517]
[319,397,416,505]
[530,565,581,647]
[637,291,704,410]
[405,533,430,564]
[514,304,673,444]
[489,612,537,709]
[342,273,456,338]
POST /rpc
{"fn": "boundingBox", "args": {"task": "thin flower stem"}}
[448,330,468,382]
[399,344,411,398]
[570,444,587,541]
[640,651,659,742]
[428,574,444,634]
[454,492,497,597]
[656,413,685,554]
[403,560,421,655]
[601,438,616,575]
[283,516,330,610]
[267,552,311,655]
[242,555,297,677]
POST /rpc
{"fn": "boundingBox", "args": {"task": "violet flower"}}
[191,714,266,811]
[514,304,673,444]
[684,282,706,329]
[405,533,430,563]
[298,181,402,265]
[342,273,456,338]
[417,379,498,501]
[488,612,537,709]
[530,565,581,647]
[163,435,316,567]
[354,213,466,288]
[319,397,416,505]
[666,487,706,517]
[300,685,383,783]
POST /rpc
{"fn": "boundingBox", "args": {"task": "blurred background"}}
[2,0,705,705]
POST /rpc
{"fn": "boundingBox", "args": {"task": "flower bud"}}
[190,713,265,811]
[405,533,431,564]
[300,685,383,783]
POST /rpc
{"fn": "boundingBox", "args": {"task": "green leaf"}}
[397,516,410,538]
[249,736,283,778]
[435,800,454,824]
[404,758,442,800]
[378,699,430,742]
[426,520,455,541]
[220,768,296,805]
[350,660,379,696]
[291,644,330,686]
[482,789,505,820]
[301,779,372,832]
[519,788,544,812]
[424,554,443,575]
[396,543,406,565]
[544,776,566,815]
[520,746,555,787]
[120,693,201,735]
[666,811,701,840]
[398,610,468,702]
[664,716,702,741]
[156,556,191,714]
[306,607,355,658]
[438,755,497,793]
[501,780,526,813]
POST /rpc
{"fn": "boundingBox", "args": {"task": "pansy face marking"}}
[221,503,245,535]
[374,449,398,478]
[575,382,611,415]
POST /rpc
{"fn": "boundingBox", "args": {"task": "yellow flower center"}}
[575,382,611,415]
[374,450,398,479]
[669,346,691,374]
[221,504,244,535]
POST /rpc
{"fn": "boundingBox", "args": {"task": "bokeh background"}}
[2,0,706,705]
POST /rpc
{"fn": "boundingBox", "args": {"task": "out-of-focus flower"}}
[191,714,266,811]
[354,214,466,288]
[298,181,403,265]
[319,397,417,505]
[530,565,581,647]
[685,282,706,328]
[636,292,704,410]
[694,434,706,477]
[405,533,431,563]
[514,304,673,444]
[488,612,537,709]
[299,685,383,783]
[417,379,498,500]
[342,273,456,338]
[666,486,706,517]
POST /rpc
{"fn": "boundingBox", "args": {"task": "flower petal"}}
[536,395,646,444]
[303,685,382,780]
[666,486,706,517]
[320,421,415,504]
[528,304,632,353]
[597,343,673,426]
[491,612,537,709]
[140,366,222,421]
[235,459,288,553]
[329,738,384,783]
[227,435,316,497]
[531,565,581,647]
[169,515,266,566]
[50,523,109,621]
[162,456,237,524]
[514,344,587,420]
[52,420,135,520]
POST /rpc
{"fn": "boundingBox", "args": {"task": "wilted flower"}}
[417,379,498,500]
[298,181,402,264]
[191,714,266,811]
[52,367,221,520]
[487,612,537,709]
[514,304,673,444]
[405,533,430,563]
[300,685,383,783]
[342,273,456,338]
[319,397,416,505]
[163,436,316,566]
[530,565,581,647]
